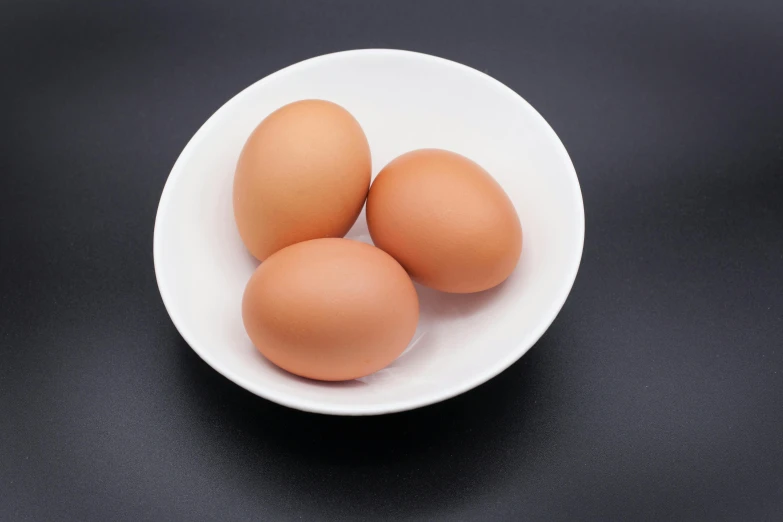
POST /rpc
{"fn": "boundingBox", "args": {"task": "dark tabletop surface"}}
[3,1,783,520]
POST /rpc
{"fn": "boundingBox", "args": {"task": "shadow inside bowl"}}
[416,281,507,319]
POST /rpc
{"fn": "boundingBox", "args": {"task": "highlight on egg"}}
[233,99,371,261]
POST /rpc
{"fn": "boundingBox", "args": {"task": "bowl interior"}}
[154,49,584,415]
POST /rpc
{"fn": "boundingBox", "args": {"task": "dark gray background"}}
[2,1,782,520]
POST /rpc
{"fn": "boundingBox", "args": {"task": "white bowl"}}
[154,49,584,416]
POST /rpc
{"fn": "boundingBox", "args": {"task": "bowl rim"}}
[153,48,585,416]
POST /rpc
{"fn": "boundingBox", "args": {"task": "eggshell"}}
[233,100,371,261]
[242,238,419,381]
[367,148,522,293]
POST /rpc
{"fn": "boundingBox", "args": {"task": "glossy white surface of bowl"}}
[153,49,584,415]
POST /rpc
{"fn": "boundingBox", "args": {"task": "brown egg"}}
[367,149,522,293]
[233,100,371,261]
[242,238,419,381]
